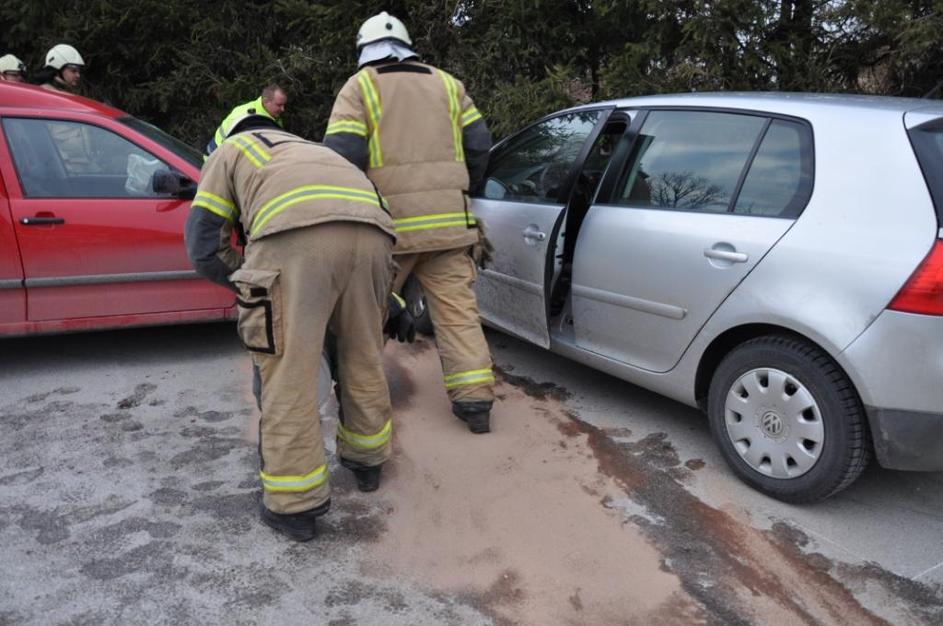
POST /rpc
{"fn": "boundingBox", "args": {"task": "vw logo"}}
[762,411,784,437]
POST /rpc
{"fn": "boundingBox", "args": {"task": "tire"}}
[402,274,434,336]
[707,335,871,503]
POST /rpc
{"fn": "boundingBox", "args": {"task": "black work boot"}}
[339,457,382,492]
[452,400,492,434]
[259,499,330,542]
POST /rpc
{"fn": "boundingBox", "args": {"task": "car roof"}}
[564,91,943,118]
[0,80,124,118]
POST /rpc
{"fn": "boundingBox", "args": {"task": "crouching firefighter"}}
[325,11,496,433]
[185,111,401,542]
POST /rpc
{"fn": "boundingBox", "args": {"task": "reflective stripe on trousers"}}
[337,418,392,450]
[260,464,328,493]
[444,368,495,389]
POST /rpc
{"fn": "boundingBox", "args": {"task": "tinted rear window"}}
[734,119,813,218]
[908,122,943,227]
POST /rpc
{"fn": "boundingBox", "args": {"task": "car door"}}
[471,108,610,347]
[0,114,233,322]
[0,167,25,329]
[571,109,813,371]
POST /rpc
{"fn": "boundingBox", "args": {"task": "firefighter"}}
[35,44,84,92]
[324,11,496,434]
[0,54,26,82]
[186,112,400,542]
[205,84,288,156]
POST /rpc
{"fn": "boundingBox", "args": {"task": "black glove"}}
[385,293,416,343]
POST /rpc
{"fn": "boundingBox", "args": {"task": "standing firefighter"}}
[325,11,496,433]
[185,113,397,542]
[205,84,288,156]
[36,44,84,93]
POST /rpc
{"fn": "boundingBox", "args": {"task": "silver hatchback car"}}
[470,93,943,502]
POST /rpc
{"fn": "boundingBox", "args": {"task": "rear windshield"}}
[908,122,943,228]
[119,116,203,170]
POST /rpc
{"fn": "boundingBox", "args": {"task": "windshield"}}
[119,116,203,170]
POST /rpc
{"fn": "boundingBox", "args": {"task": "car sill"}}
[0,279,22,290]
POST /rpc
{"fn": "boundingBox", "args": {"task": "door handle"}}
[21,216,65,226]
[704,248,748,263]
[522,225,546,242]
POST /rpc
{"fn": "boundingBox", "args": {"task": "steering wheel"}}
[536,161,570,200]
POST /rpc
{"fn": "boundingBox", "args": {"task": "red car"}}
[0,82,234,336]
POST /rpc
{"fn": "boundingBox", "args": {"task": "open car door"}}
[471,107,612,347]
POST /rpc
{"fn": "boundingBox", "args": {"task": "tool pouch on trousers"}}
[230,268,283,355]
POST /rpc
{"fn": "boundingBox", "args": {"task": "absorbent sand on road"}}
[368,339,698,625]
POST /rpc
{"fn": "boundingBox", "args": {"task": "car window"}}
[616,111,766,212]
[119,116,204,170]
[2,117,171,198]
[908,121,943,227]
[734,120,813,218]
[483,110,601,204]
[577,117,627,200]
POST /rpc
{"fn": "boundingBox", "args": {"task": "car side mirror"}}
[152,171,197,199]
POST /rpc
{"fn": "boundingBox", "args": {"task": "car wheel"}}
[707,335,871,503]
[402,274,434,336]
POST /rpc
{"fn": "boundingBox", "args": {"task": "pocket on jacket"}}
[230,268,282,356]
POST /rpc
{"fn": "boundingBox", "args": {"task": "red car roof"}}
[0,80,124,118]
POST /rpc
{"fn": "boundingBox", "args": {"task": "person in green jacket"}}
[204,84,287,156]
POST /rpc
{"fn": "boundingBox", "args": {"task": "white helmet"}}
[45,44,85,70]
[356,12,411,49]
[0,54,26,75]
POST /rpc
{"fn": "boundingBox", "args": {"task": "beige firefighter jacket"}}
[187,128,395,289]
[325,60,491,254]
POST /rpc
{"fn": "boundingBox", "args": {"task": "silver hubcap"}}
[724,368,825,479]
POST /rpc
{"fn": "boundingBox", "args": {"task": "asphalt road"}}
[0,322,941,625]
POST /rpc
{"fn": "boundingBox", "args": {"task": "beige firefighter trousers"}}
[234,222,394,515]
[392,246,495,404]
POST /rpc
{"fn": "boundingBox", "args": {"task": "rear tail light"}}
[888,239,943,315]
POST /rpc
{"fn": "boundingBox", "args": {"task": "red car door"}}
[0,168,25,328]
[0,112,234,323]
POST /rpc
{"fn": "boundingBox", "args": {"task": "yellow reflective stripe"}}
[358,71,383,168]
[326,120,368,137]
[337,419,392,451]
[260,465,328,493]
[227,135,271,168]
[251,184,381,234]
[393,211,471,225]
[391,292,406,308]
[392,211,476,233]
[438,70,464,161]
[396,219,470,233]
[193,191,238,222]
[461,106,482,127]
[443,368,495,389]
